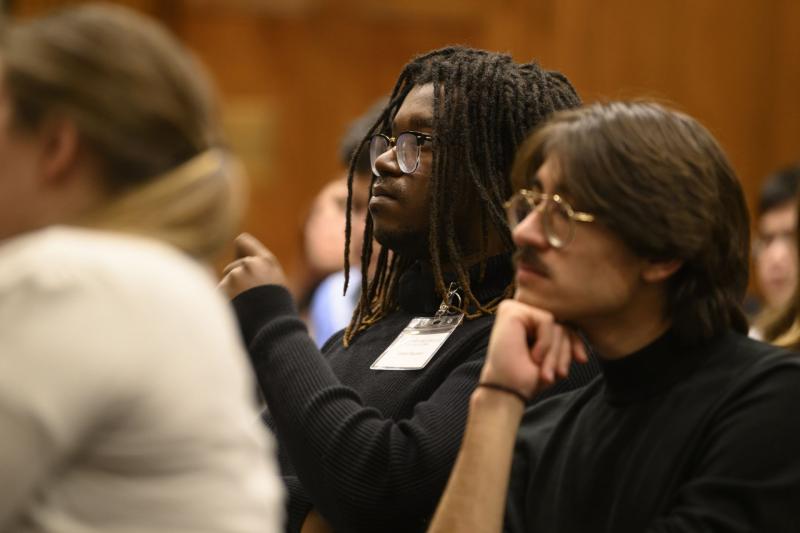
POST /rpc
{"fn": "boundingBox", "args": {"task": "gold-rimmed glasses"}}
[504,189,595,248]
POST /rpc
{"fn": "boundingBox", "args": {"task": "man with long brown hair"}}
[429,101,800,533]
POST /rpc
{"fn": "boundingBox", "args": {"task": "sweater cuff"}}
[285,476,313,533]
[231,284,298,346]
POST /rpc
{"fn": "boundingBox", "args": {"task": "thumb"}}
[234,232,270,259]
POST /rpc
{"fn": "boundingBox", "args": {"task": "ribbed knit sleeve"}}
[282,476,310,532]
[232,285,489,533]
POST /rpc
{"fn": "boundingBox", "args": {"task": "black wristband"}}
[476,382,528,404]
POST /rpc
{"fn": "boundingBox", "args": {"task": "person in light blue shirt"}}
[306,99,386,346]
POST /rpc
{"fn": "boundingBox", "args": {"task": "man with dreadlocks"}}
[220,46,598,533]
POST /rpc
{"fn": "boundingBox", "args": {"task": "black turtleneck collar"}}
[599,329,715,406]
[397,254,514,315]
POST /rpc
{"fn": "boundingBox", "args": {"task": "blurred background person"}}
[0,4,281,532]
[306,97,386,346]
[759,170,800,350]
[750,163,800,336]
[296,180,355,312]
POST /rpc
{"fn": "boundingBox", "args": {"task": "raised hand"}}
[218,233,287,299]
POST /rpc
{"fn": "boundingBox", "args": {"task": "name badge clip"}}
[371,282,465,371]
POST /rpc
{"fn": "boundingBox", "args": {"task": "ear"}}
[641,258,683,283]
[37,118,81,188]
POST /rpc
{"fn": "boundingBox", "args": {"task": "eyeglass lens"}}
[506,193,572,248]
[544,201,571,247]
[369,135,388,176]
[369,133,421,175]
[395,133,420,173]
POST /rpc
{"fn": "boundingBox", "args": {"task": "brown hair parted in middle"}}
[511,101,750,345]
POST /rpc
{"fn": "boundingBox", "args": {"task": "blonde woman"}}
[0,5,281,532]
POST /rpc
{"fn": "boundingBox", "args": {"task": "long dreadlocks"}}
[342,46,580,346]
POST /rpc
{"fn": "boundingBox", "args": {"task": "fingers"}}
[234,232,271,259]
[511,301,587,383]
[217,272,236,298]
[528,310,554,364]
[538,325,590,383]
[486,300,589,399]
[557,328,573,378]
[569,330,589,364]
[222,257,247,277]
[552,331,587,380]
[538,325,562,383]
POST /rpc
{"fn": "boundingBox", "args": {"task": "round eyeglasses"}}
[504,189,595,249]
[369,131,433,175]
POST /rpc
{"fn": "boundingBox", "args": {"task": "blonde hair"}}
[0,3,243,260]
[771,321,800,349]
[82,149,247,261]
[760,298,800,350]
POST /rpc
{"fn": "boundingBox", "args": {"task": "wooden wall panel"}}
[765,0,800,170]
[484,0,784,205]
[171,0,483,287]
[9,0,799,289]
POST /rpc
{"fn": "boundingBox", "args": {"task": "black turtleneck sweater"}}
[232,256,599,533]
[505,329,800,533]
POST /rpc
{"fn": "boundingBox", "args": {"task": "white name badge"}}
[370,313,464,370]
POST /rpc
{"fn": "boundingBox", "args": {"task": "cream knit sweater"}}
[0,227,282,533]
